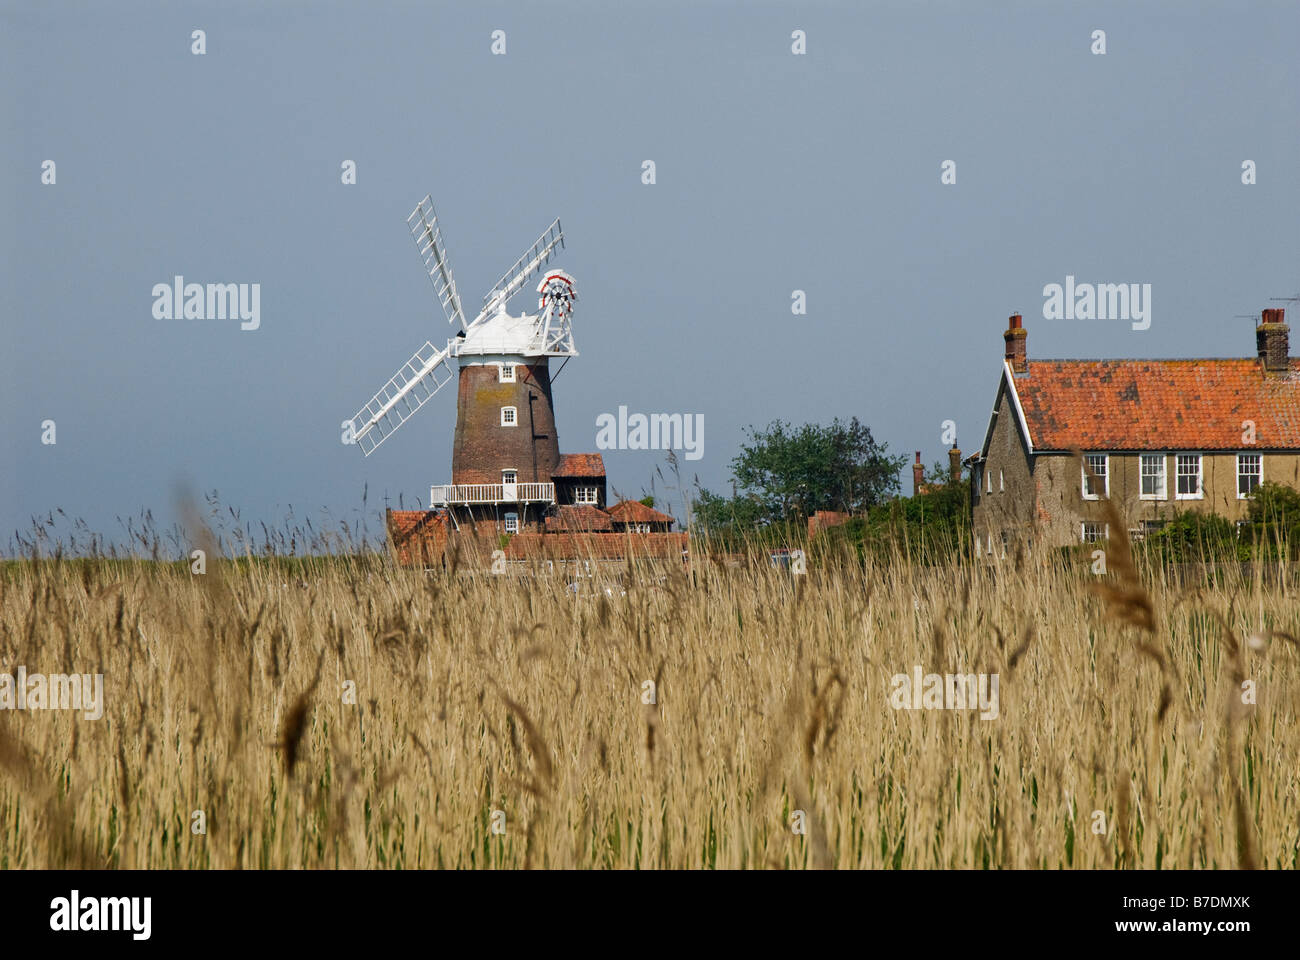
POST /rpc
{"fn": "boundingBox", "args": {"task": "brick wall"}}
[1036,450,1300,545]
[808,510,849,538]
[452,361,561,485]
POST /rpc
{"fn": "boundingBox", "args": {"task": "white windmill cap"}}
[457,308,547,357]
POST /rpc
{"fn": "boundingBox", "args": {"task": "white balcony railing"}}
[430,482,555,506]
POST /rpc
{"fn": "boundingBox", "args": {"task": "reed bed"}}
[0,534,1297,869]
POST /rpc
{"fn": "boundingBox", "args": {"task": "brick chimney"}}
[1004,313,1027,374]
[949,444,962,484]
[912,451,924,496]
[1257,308,1289,375]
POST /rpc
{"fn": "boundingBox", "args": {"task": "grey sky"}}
[3,0,1297,553]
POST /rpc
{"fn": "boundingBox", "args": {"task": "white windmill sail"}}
[408,196,468,328]
[472,219,564,328]
[347,340,455,456]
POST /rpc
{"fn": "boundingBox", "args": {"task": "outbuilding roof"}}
[553,453,606,477]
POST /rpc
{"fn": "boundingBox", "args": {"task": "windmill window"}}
[502,470,517,485]
[986,468,992,494]
[499,364,516,383]
[501,406,517,426]
[503,512,519,534]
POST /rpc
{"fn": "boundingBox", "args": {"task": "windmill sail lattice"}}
[476,219,564,324]
[408,196,467,329]
[347,340,455,455]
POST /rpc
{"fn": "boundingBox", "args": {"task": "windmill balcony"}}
[430,482,555,507]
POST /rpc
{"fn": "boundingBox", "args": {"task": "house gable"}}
[979,361,1036,461]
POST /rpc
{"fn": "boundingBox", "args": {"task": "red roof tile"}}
[387,509,449,538]
[606,499,676,526]
[386,510,452,565]
[545,505,613,532]
[553,453,606,477]
[1013,359,1300,450]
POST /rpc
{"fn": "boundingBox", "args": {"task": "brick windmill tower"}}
[345,196,606,535]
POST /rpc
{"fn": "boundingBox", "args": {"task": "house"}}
[967,309,1300,554]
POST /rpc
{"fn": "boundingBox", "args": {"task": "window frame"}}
[503,512,519,534]
[1139,453,1167,501]
[499,363,516,383]
[575,486,599,505]
[1237,453,1262,499]
[1081,521,1109,543]
[500,406,517,427]
[502,469,517,486]
[1081,453,1109,500]
[986,467,992,494]
[1175,453,1203,500]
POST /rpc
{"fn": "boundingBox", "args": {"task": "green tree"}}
[1246,480,1300,526]
[690,487,772,538]
[1243,481,1300,559]
[815,460,970,566]
[698,417,904,530]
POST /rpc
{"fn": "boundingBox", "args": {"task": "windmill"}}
[345,196,586,530]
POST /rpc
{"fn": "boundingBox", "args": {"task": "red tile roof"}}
[606,499,676,526]
[386,509,452,565]
[506,531,688,561]
[387,509,449,538]
[553,453,606,477]
[545,504,613,532]
[385,510,687,566]
[1012,359,1300,450]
